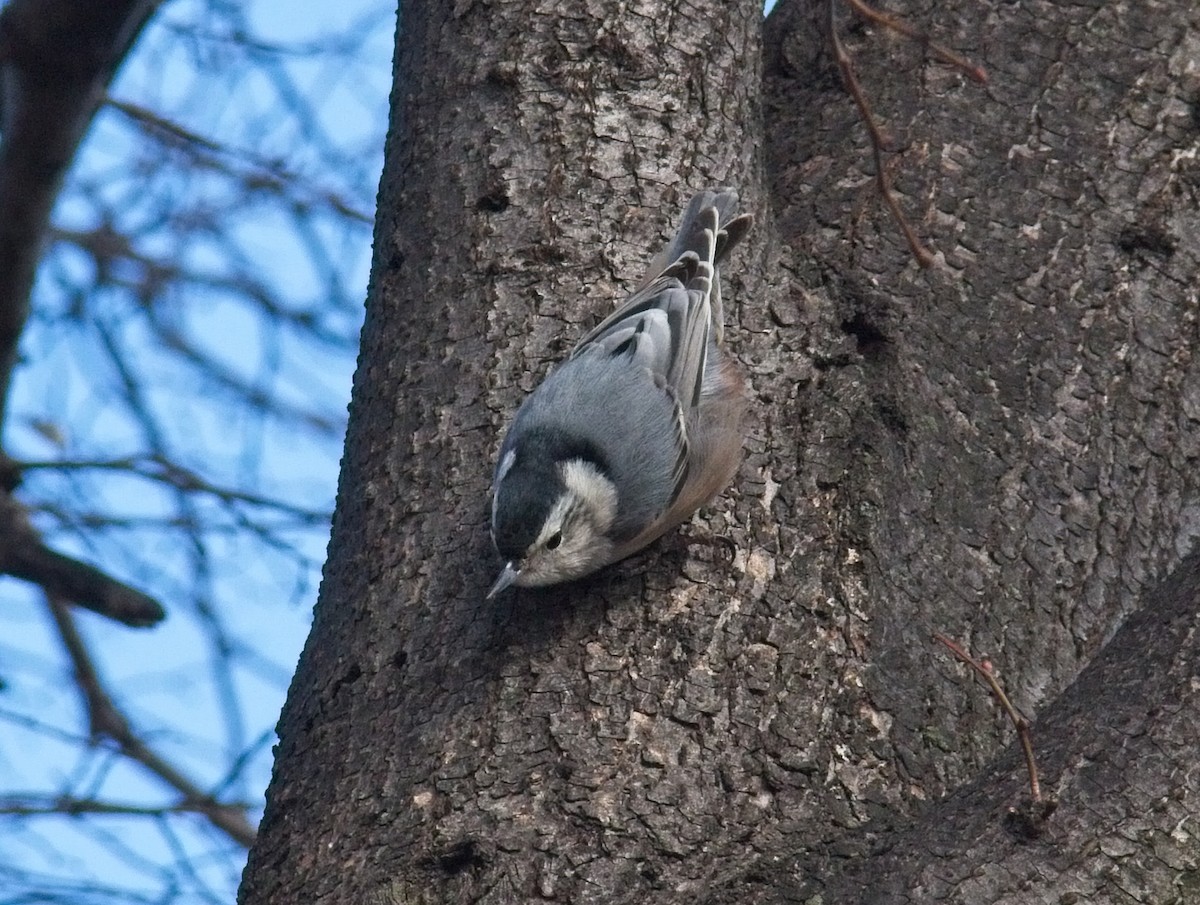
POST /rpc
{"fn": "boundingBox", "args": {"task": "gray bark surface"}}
[241,0,1200,902]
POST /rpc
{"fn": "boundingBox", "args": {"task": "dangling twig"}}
[843,0,988,84]
[933,632,1058,838]
[828,0,989,267]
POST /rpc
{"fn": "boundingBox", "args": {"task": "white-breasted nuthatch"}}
[488,188,752,597]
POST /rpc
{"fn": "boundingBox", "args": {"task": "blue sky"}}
[0,0,389,900]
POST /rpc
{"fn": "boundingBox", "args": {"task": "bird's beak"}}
[487,561,521,599]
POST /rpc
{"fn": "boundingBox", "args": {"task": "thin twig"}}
[45,594,258,848]
[106,96,373,223]
[828,0,990,266]
[843,0,989,83]
[18,454,331,519]
[828,0,935,267]
[0,796,255,816]
[933,632,1043,804]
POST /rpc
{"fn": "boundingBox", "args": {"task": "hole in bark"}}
[841,313,889,359]
[1004,797,1059,840]
[331,662,362,698]
[639,861,662,883]
[812,352,855,371]
[476,191,510,213]
[1116,223,1175,258]
[875,398,907,434]
[431,838,487,876]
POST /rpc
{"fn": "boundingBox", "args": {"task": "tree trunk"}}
[240,0,1200,902]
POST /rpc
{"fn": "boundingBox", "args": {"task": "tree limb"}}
[0,492,164,626]
[0,0,161,422]
[752,550,1200,905]
[46,593,257,848]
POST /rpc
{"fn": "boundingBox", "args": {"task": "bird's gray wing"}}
[571,269,713,506]
[573,203,722,402]
[570,288,696,506]
[569,193,751,507]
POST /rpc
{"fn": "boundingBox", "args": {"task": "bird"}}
[488,188,752,597]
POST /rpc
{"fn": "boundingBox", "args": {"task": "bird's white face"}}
[490,459,618,595]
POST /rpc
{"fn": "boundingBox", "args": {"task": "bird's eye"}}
[545,530,563,551]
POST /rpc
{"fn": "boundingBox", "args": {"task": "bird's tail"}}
[640,188,753,285]
[637,189,753,344]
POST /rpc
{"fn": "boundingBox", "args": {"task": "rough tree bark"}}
[240,0,1200,902]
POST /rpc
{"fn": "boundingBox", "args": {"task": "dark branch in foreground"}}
[0,494,164,626]
[0,0,162,423]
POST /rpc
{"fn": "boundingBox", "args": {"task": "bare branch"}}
[0,0,385,896]
[17,454,332,521]
[0,795,256,817]
[843,0,988,84]
[0,493,164,625]
[44,593,258,849]
[934,632,1058,836]
[827,0,988,266]
[105,96,373,224]
[0,0,162,423]
[828,0,934,267]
